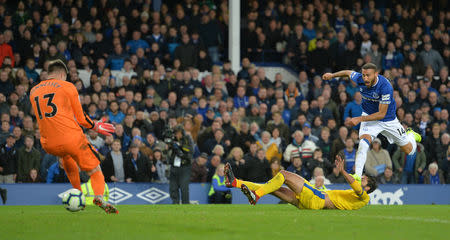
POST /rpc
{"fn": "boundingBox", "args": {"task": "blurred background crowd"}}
[0,0,448,193]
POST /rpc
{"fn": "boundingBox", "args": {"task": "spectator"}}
[203,151,219,179]
[24,58,39,83]
[191,153,208,183]
[308,148,332,176]
[424,123,442,165]
[423,163,445,184]
[392,143,426,184]
[199,14,221,62]
[39,153,57,181]
[419,42,445,73]
[364,138,392,177]
[126,31,149,55]
[266,111,290,143]
[225,147,245,179]
[0,70,14,97]
[309,167,331,185]
[102,139,125,183]
[98,134,114,157]
[208,163,232,204]
[310,96,334,126]
[317,127,332,159]
[338,138,356,174]
[314,176,328,191]
[86,129,105,150]
[23,168,43,183]
[107,43,128,71]
[286,150,310,180]
[242,148,271,183]
[377,167,400,184]
[302,122,319,144]
[343,92,363,129]
[327,164,346,183]
[382,42,404,70]
[124,144,152,182]
[17,135,41,182]
[283,130,317,163]
[0,134,17,183]
[153,148,169,183]
[0,33,14,67]
[257,131,281,163]
[174,34,197,70]
[107,101,125,124]
[46,158,69,183]
[330,126,348,163]
[197,49,212,72]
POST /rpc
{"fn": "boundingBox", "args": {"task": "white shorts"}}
[359,113,409,146]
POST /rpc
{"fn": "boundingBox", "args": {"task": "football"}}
[61,188,86,212]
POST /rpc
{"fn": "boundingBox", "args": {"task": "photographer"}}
[166,125,195,204]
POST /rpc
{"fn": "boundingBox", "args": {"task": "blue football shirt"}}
[350,71,396,121]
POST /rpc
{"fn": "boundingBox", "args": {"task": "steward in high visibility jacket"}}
[208,164,231,204]
[81,179,109,205]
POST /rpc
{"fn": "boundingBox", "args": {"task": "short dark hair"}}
[366,175,378,194]
[362,63,377,71]
[48,59,68,75]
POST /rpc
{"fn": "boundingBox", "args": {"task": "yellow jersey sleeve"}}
[327,189,370,210]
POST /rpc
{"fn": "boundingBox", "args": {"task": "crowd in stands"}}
[0,0,448,188]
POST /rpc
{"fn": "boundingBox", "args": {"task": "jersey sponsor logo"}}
[361,95,380,102]
[369,188,404,205]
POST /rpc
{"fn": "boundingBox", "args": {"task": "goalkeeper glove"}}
[93,117,115,136]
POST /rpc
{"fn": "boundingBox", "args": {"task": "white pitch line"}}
[355,215,450,224]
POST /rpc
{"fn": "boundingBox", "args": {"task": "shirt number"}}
[396,128,406,136]
[34,93,58,119]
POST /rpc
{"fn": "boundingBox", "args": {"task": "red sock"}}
[90,170,105,197]
[232,178,237,187]
[62,156,81,190]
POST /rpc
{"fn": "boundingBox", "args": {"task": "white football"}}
[62,188,86,212]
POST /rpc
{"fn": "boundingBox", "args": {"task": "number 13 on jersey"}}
[34,93,58,119]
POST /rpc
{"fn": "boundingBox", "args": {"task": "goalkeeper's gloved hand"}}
[93,117,115,136]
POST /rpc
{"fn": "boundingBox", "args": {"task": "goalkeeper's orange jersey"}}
[30,79,95,143]
[326,181,370,210]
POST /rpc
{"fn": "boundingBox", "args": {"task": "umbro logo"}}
[136,187,170,204]
[108,187,133,204]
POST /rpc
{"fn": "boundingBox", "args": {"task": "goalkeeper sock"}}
[235,179,263,191]
[255,172,285,198]
[90,170,106,198]
[62,156,81,190]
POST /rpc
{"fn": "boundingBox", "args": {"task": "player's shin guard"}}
[62,157,81,190]
[355,138,370,178]
[90,170,106,198]
[255,172,285,198]
[406,133,417,156]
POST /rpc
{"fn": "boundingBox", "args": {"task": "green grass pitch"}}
[1,205,449,239]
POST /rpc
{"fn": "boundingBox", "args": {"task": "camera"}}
[163,126,185,158]
[163,127,176,144]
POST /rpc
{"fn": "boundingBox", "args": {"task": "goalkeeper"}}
[30,60,117,214]
[225,155,377,210]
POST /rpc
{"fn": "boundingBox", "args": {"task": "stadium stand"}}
[0,0,448,191]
